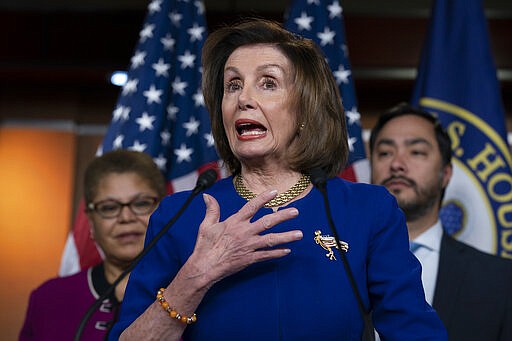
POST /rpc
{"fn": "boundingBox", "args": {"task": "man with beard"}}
[369,103,512,341]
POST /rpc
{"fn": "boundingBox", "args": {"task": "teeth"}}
[236,122,266,136]
[241,130,265,136]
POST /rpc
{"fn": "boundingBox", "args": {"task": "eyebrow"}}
[376,137,433,148]
[256,63,285,73]
[224,63,286,75]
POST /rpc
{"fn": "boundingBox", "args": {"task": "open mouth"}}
[235,120,267,137]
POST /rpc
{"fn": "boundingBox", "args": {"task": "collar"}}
[91,263,120,304]
[411,220,443,253]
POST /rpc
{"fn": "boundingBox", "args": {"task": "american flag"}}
[59,0,220,276]
[284,0,369,183]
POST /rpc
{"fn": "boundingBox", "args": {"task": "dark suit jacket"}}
[433,232,512,341]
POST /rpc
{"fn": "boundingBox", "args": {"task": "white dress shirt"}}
[411,220,443,305]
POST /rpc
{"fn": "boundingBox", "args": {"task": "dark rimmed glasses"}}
[87,196,158,219]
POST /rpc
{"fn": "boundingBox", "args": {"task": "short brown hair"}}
[369,102,452,168]
[83,150,167,204]
[202,19,348,177]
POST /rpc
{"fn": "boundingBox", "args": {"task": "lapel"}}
[432,232,470,326]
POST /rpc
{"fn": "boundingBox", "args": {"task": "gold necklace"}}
[234,173,311,208]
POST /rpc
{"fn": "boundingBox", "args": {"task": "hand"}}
[190,190,303,286]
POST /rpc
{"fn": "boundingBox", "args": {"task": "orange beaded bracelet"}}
[156,288,197,325]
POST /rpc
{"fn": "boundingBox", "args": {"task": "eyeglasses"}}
[87,196,158,219]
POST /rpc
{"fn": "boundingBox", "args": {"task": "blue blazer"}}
[434,233,512,341]
[110,177,447,340]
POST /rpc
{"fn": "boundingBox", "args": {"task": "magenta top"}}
[20,264,120,341]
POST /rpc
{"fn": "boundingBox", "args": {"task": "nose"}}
[238,86,257,111]
[390,152,407,174]
[118,205,137,222]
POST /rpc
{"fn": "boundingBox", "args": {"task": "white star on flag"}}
[113,105,130,121]
[188,23,205,42]
[327,1,342,19]
[152,58,171,77]
[112,106,122,121]
[136,112,156,131]
[122,79,138,95]
[183,116,200,136]
[169,11,182,27]
[347,136,357,152]
[161,34,175,51]
[178,50,196,69]
[204,132,215,147]
[130,51,146,69]
[195,0,205,14]
[167,104,179,120]
[148,0,162,14]
[174,143,193,163]
[317,27,336,46]
[153,154,167,170]
[333,64,351,84]
[172,77,188,95]
[129,140,147,152]
[342,44,348,57]
[113,135,124,149]
[139,24,155,43]
[143,84,163,104]
[160,130,171,145]
[295,12,314,31]
[192,89,205,107]
[345,107,361,125]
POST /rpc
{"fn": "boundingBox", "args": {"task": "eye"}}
[261,77,277,90]
[131,197,157,214]
[96,201,120,214]
[411,149,428,157]
[225,79,242,92]
[132,198,154,209]
[375,149,392,158]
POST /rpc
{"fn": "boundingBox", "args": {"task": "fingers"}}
[192,192,304,283]
[203,190,302,247]
[201,193,220,226]
[237,189,278,219]
[260,230,303,249]
[247,231,304,264]
[254,207,299,233]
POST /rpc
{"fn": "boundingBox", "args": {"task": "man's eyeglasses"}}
[87,196,158,219]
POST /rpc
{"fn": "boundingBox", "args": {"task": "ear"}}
[442,163,453,189]
[86,213,96,240]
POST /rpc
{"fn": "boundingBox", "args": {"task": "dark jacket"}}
[433,232,512,341]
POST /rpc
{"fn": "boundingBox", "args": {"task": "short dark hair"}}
[369,102,452,168]
[83,150,167,204]
[202,18,348,177]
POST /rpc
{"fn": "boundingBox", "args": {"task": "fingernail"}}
[269,189,278,196]
[295,231,303,239]
[290,208,299,216]
[202,193,210,204]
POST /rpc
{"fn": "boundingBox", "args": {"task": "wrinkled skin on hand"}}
[190,190,303,286]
